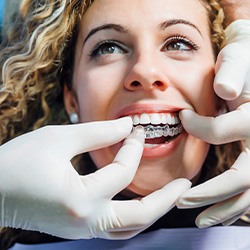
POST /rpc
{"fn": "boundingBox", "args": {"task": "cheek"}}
[73,68,122,122]
[182,137,210,180]
[180,64,216,115]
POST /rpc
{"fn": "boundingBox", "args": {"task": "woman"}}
[63,0,223,195]
[0,0,248,249]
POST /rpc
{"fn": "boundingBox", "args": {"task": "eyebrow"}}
[159,19,202,36]
[83,18,202,45]
[83,24,128,45]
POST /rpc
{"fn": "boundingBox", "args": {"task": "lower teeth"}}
[144,144,159,148]
[134,124,183,139]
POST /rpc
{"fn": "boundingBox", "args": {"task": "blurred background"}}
[0,0,21,42]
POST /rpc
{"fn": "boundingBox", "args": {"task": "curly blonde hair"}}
[0,0,94,144]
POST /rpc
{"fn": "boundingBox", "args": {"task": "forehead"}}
[80,0,209,34]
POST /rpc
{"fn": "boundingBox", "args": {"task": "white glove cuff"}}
[225,19,250,44]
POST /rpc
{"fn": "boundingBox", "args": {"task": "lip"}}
[112,103,185,159]
[112,130,185,159]
[143,132,185,158]
[114,103,182,118]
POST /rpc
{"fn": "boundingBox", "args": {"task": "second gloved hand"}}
[177,103,250,228]
[177,20,250,228]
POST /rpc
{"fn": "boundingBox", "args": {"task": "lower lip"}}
[142,132,185,158]
[112,131,185,159]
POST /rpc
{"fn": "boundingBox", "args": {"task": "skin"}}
[64,0,217,197]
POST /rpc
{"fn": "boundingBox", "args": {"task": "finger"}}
[53,117,133,158]
[177,153,250,209]
[110,179,191,231]
[195,189,250,228]
[179,108,250,144]
[197,209,245,229]
[214,43,249,100]
[82,127,145,197]
[107,230,142,240]
[96,228,143,240]
[235,209,250,225]
[227,71,250,111]
[222,211,246,226]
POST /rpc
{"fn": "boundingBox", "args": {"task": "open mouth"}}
[131,113,183,148]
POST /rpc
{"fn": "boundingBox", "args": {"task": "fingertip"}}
[195,221,206,229]
[125,126,145,145]
[176,199,193,209]
[179,109,195,121]
[162,178,192,199]
[214,82,240,100]
[195,216,210,229]
[176,193,193,209]
[170,178,192,189]
[116,117,133,133]
[176,185,208,209]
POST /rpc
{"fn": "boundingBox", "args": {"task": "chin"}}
[124,148,208,197]
[124,167,201,197]
[90,133,209,198]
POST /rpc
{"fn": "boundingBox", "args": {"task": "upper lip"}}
[115,103,182,118]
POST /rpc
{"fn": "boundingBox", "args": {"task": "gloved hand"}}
[214,19,250,103]
[0,117,191,239]
[177,20,250,228]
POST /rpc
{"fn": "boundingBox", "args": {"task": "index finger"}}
[177,151,250,208]
[214,43,249,100]
[49,117,133,158]
[83,127,145,197]
[110,179,191,231]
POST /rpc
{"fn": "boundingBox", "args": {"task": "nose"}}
[124,53,169,92]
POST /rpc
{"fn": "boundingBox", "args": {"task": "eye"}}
[165,36,200,52]
[90,40,127,58]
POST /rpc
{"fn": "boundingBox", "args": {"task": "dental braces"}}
[134,124,183,139]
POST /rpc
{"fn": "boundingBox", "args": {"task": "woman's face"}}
[64,0,216,196]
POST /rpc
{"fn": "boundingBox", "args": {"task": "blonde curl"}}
[0,0,93,144]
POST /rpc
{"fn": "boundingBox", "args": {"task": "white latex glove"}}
[177,20,250,228]
[214,19,250,102]
[0,117,191,239]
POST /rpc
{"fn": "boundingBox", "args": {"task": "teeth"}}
[133,124,183,139]
[145,144,159,148]
[150,113,162,125]
[133,115,140,125]
[161,114,168,124]
[145,124,183,139]
[131,113,180,126]
[139,114,151,125]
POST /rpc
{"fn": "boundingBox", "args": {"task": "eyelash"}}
[89,35,200,58]
[89,40,126,58]
[165,35,200,51]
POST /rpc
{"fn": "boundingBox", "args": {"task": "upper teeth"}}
[130,113,180,126]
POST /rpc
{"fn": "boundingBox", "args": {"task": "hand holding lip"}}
[176,20,250,229]
[177,104,250,228]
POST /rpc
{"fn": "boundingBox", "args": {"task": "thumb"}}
[179,109,247,144]
[179,110,214,142]
[54,117,133,158]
